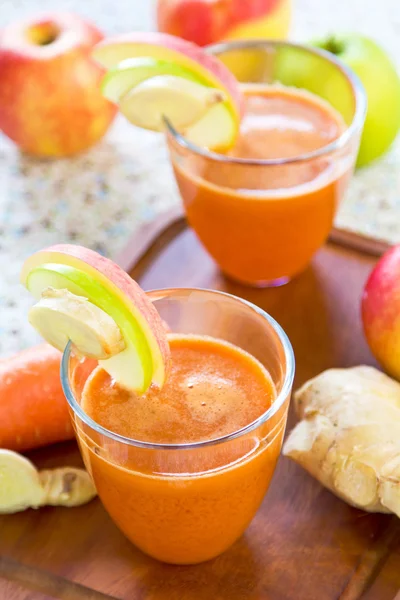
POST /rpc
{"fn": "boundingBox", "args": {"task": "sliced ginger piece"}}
[0,449,96,514]
[283,366,400,517]
[39,467,97,507]
[379,454,400,515]
[29,287,125,360]
[120,74,226,132]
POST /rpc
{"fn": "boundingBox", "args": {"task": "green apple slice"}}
[21,245,170,393]
[101,56,206,103]
[26,264,152,391]
[29,288,126,360]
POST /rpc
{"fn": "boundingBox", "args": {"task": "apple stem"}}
[323,36,345,56]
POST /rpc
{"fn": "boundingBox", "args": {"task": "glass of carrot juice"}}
[62,288,295,564]
[165,40,367,287]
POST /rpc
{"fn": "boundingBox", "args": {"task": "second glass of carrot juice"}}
[62,288,294,565]
[165,40,367,287]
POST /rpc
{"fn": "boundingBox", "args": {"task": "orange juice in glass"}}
[62,289,294,564]
[165,40,366,286]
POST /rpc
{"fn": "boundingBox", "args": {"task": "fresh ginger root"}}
[283,366,400,517]
[38,467,97,508]
[0,449,97,514]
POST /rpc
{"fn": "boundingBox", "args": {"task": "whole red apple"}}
[362,245,400,380]
[157,0,291,47]
[0,13,117,157]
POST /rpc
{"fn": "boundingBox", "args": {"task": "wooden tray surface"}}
[1,225,399,600]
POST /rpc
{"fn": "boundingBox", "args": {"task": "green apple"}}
[313,35,400,167]
[272,43,358,127]
[21,244,171,393]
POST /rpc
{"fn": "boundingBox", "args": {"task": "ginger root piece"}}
[38,468,97,508]
[283,366,400,516]
[0,449,45,513]
[29,287,125,360]
[0,449,97,514]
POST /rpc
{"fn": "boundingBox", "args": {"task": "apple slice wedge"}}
[92,32,242,112]
[101,56,206,102]
[93,32,243,151]
[21,245,170,393]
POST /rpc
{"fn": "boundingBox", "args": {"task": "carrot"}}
[0,344,74,452]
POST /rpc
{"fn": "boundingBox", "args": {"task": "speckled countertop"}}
[1,0,400,356]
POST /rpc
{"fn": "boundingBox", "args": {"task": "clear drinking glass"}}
[61,288,295,565]
[165,40,367,287]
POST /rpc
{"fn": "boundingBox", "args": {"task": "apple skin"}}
[362,245,400,380]
[314,35,400,167]
[0,13,117,157]
[156,0,291,47]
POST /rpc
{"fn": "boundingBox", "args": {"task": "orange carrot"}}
[0,344,74,452]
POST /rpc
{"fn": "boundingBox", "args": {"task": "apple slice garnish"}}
[93,32,243,151]
[92,32,242,109]
[21,244,170,393]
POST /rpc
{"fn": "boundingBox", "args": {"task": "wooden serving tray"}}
[1,222,400,600]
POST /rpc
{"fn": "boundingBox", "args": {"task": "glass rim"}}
[61,287,295,451]
[164,38,367,167]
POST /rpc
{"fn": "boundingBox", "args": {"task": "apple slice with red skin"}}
[93,32,243,151]
[21,244,170,393]
[92,31,243,119]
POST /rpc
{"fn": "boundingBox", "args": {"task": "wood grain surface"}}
[1,227,399,600]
